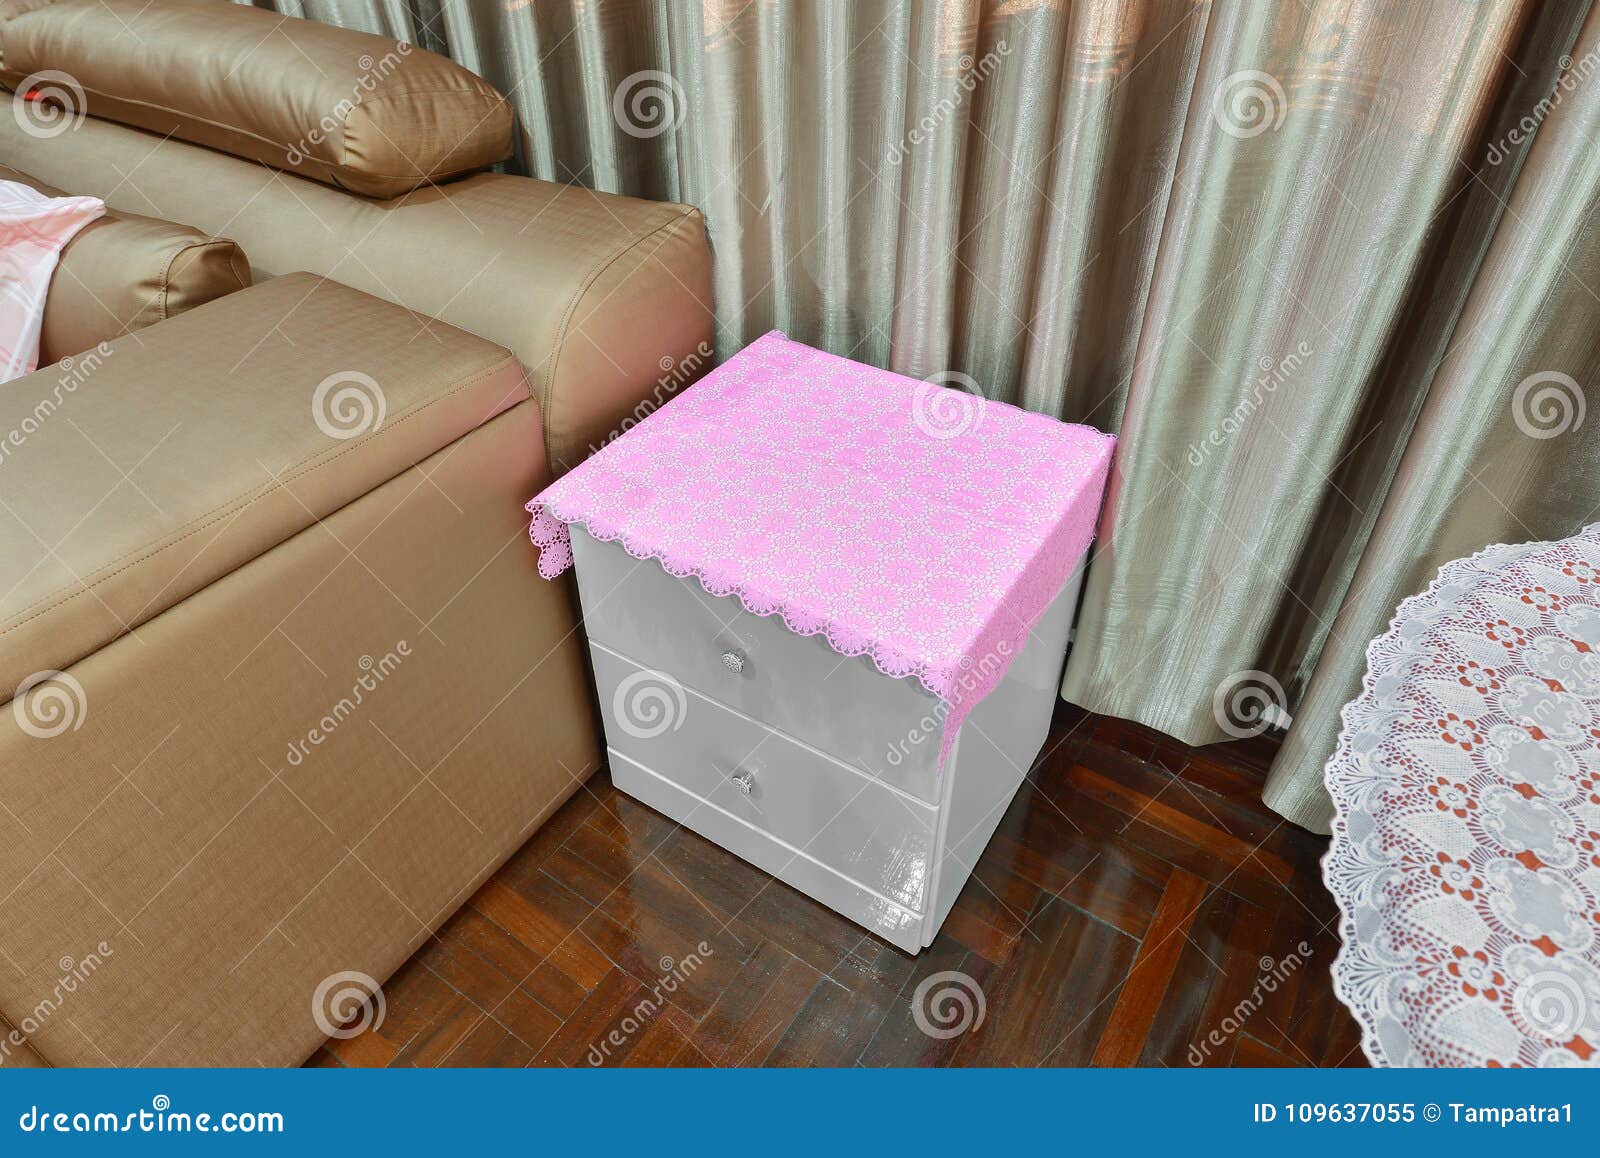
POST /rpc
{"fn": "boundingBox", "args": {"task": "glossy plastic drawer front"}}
[570,526,946,803]
[591,642,937,913]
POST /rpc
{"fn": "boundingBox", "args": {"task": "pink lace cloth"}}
[0,179,104,382]
[1324,523,1600,1067]
[527,331,1114,768]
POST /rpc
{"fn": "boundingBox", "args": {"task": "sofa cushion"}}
[1,164,249,363]
[0,0,513,198]
[0,272,531,693]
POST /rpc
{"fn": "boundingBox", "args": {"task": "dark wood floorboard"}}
[315,704,1363,1067]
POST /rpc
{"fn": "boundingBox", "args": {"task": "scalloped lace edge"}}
[530,505,964,701]
[1319,521,1600,1068]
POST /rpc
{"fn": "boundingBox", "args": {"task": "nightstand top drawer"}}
[527,331,1114,762]
[570,524,945,801]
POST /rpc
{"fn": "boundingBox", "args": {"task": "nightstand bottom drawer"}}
[591,642,938,914]
[607,749,926,952]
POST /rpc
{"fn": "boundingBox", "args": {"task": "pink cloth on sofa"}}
[0,180,105,382]
[527,330,1116,766]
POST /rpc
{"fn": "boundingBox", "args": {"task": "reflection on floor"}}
[311,704,1363,1067]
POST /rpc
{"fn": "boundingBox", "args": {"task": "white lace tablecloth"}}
[1324,524,1600,1067]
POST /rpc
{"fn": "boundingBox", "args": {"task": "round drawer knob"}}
[720,649,746,675]
[730,770,755,796]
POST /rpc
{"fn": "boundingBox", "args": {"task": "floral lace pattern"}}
[1324,523,1600,1067]
[527,331,1115,770]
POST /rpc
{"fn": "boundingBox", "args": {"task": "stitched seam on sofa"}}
[338,93,514,181]
[222,244,250,295]
[340,91,512,141]
[21,82,335,181]
[0,355,524,637]
[155,240,245,322]
[542,207,700,464]
[58,83,497,181]
[52,83,337,168]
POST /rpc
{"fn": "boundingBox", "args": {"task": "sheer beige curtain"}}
[249,0,1600,832]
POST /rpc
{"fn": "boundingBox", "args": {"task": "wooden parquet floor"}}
[310,704,1364,1067]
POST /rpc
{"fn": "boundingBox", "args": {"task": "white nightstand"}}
[528,332,1113,953]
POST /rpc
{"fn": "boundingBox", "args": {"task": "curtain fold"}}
[243,0,1600,832]
[1265,0,1600,826]
[1061,0,1581,760]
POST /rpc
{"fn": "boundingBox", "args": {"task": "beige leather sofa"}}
[0,0,711,1066]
